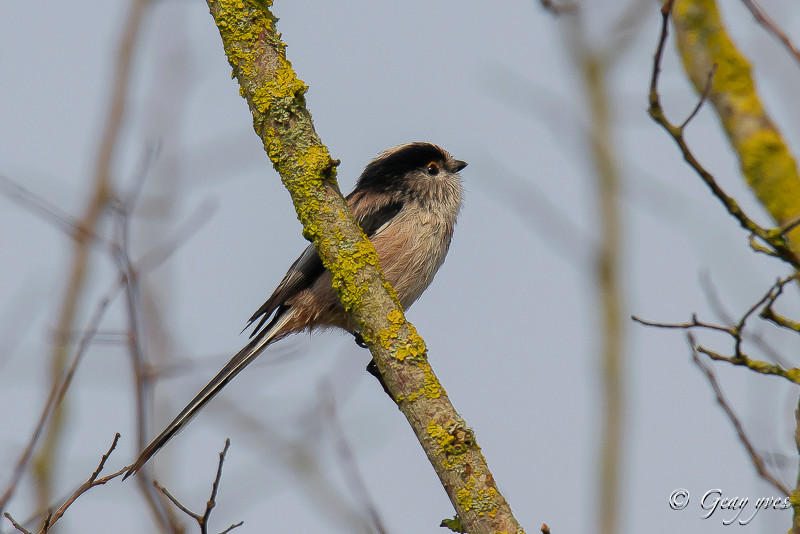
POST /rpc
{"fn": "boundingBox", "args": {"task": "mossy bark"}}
[672,0,800,254]
[204,1,526,532]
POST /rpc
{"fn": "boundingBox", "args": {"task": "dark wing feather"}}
[244,191,404,340]
[355,200,403,236]
[245,244,324,338]
[126,185,408,479]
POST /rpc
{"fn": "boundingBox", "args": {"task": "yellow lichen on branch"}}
[672,0,800,254]
[203,1,525,532]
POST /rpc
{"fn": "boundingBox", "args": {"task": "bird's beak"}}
[451,159,468,172]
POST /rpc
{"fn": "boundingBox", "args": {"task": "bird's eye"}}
[426,162,440,175]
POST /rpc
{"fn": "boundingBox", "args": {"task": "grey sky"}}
[2,1,800,532]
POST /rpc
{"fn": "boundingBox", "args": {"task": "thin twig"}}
[730,276,792,357]
[740,0,800,68]
[34,0,152,516]
[218,522,244,534]
[779,215,800,236]
[41,434,127,531]
[679,63,717,130]
[216,398,371,533]
[154,439,237,534]
[201,439,231,532]
[0,175,110,249]
[634,276,800,384]
[699,272,791,368]
[111,189,178,527]
[697,346,800,385]
[688,334,791,496]
[759,275,800,333]
[3,512,33,534]
[155,483,201,522]
[631,313,734,335]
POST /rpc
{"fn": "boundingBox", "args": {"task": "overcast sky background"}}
[3,1,800,533]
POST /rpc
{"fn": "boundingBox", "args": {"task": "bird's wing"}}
[125,190,406,479]
[244,243,324,338]
[349,190,404,237]
[245,191,403,339]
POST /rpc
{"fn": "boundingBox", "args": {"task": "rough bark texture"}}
[204,1,526,532]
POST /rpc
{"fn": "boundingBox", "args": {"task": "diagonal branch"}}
[670,0,800,259]
[202,2,524,532]
[688,335,790,496]
[740,0,800,69]
[648,0,800,269]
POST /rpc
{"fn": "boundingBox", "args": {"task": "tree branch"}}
[671,0,800,257]
[202,1,524,532]
[740,0,800,70]
[648,0,800,269]
[154,439,242,534]
[688,335,790,496]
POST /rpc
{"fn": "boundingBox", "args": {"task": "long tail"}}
[123,311,293,479]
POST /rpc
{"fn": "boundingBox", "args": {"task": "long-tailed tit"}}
[125,142,466,477]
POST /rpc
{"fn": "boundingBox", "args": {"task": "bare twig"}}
[216,397,373,533]
[779,215,800,237]
[0,175,110,249]
[634,275,800,384]
[4,434,127,533]
[760,275,800,333]
[688,334,791,496]
[40,434,127,531]
[679,64,717,130]
[631,313,735,335]
[110,178,180,529]
[729,276,792,356]
[696,346,800,385]
[740,0,800,68]
[155,440,240,534]
[0,188,215,519]
[202,439,231,532]
[699,272,792,368]
[3,512,33,534]
[219,522,244,534]
[34,0,152,515]
[156,484,200,522]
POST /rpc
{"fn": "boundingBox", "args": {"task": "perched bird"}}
[125,142,466,478]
